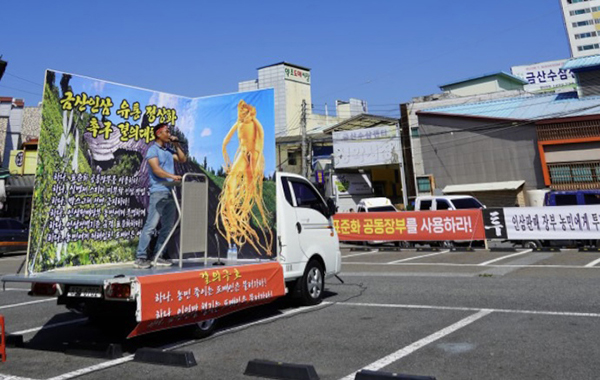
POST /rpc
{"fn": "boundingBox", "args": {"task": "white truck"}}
[2,172,341,338]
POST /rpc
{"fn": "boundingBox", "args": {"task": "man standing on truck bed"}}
[134,123,187,269]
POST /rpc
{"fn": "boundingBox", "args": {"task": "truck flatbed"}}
[2,258,277,286]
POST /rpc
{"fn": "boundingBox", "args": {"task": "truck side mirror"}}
[326,198,337,217]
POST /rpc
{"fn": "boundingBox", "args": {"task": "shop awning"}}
[443,180,525,194]
[6,175,35,193]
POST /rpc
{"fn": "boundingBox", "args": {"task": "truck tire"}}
[523,240,542,249]
[192,319,217,339]
[299,260,324,306]
[439,240,454,249]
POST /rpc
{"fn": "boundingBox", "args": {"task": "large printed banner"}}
[332,125,401,169]
[483,206,600,240]
[129,262,285,337]
[333,210,486,241]
[28,71,275,273]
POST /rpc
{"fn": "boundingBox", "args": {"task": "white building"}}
[560,0,600,57]
[239,62,368,174]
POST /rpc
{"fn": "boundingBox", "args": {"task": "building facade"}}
[560,0,600,57]
[0,98,40,223]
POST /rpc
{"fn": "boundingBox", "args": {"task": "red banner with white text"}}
[333,210,485,241]
[129,262,285,338]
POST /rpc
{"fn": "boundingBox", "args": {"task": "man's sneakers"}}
[155,257,173,267]
[133,257,173,269]
[133,258,152,269]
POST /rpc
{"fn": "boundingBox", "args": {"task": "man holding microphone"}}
[134,123,187,269]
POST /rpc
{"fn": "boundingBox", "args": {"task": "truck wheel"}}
[523,240,542,249]
[299,260,324,306]
[439,240,454,249]
[192,319,217,339]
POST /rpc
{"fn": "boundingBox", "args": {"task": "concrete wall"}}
[418,114,545,191]
[22,106,41,140]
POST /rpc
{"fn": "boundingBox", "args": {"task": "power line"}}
[0,84,42,97]
[5,72,43,87]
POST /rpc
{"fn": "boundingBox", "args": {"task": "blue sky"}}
[1,0,569,119]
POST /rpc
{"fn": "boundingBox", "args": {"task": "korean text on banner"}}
[129,262,285,337]
[483,206,600,240]
[333,210,485,241]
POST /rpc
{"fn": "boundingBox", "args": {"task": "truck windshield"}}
[452,198,483,209]
[369,206,397,212]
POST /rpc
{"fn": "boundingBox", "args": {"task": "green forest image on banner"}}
[28,70,275,273]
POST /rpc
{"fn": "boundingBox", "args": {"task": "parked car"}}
[356,197,407,246]
[414,195,485,211]
[0,218,28,256]
[414,195,485,248]
[357,197,398,213]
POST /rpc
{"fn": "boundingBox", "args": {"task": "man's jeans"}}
[136,191,177,260]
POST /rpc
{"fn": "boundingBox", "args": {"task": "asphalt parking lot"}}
[1,245,600,380]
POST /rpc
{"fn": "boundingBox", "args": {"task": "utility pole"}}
[301,100,307,177]
[396,122,409,209]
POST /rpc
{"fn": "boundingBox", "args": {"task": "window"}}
[287,150,298,166]
[570,8,591,15]
[452,198,484,209]
[417,177,432,193]
[411,127,420,137]
[584,193,600,204]
[555,194,578,206]
[281,177,294,206]
[577,43,600,51]
[289,179,328,216]
[573,20,593,27]
[436,200,451,210]
[420,200,432,210]
[575,31,597,39]
[369,206,397,212]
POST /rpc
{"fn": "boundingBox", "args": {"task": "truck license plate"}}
[67,286,102,298]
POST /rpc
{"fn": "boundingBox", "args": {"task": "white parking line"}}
[342,262,600,269]
[2,287,29,291]
[387,250,450,264]
[584,257,600,268]
[0,298,54,310]
[338,301,600,318]
[11,318,88,335]
[338,309,493,380]
[478,249,532,266]
[41,304,328,380]
[343,249,379,259]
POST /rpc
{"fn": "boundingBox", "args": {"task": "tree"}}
[60,74,72,97]
[203,156,207,169]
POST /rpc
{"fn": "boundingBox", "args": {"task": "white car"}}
[414,195,485,248]
[356,197,403,246]
[414,195,485,211]
[356,197,398,213]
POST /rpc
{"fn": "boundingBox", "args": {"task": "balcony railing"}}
[548,160,600,190]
